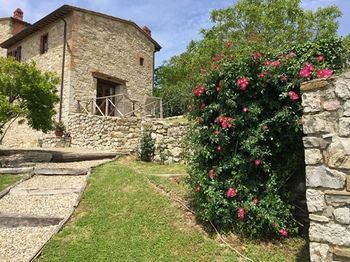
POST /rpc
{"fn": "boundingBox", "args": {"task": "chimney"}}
[13,8,23,21]
[142,26,151,36]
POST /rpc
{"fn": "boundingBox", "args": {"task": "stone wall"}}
[301,72,350,261]
[67,113,187,162]
[68,10,156,114]
[0,19,12,56]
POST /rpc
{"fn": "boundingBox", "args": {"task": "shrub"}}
[187,38,347,238]
[138,126,155,162]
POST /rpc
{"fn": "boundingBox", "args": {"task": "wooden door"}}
[96,80,116,116]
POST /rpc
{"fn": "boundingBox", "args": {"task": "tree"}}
[155,0,343,117]
[0,57,59,144]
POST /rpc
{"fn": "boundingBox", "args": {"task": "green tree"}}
[0,57,59,143]
[155,0,343,117]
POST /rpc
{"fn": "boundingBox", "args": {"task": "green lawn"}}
[0,174,24,191]
[37,158,308,261]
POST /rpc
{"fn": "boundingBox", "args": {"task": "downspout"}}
[59,18,67,122]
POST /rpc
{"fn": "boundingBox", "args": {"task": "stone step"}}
[0,214,62,228]
[10,187,82,196]
[34,168,88,176]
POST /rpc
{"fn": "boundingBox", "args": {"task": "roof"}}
[0,5,161,51]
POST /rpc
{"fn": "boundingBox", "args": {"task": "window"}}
[139,57,144,66]
[15,46,21,62]
[40,33,48,54]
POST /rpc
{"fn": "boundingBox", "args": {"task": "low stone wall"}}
[38,137,72,148]
[67,113,188,162]
[301,72,350,261]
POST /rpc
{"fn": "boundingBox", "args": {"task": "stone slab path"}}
[0,158,113,262]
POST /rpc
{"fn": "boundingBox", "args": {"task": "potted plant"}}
[54,121,66,137]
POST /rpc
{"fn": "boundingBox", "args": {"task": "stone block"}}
[307,189,326,212]
[334,207,350,224]
[305,149,323,165]
[325,190,350,206]
[334,247,350,260]
[335,80,350,100]
[302,112,337,134]
[302,91,322,113]
[339,117,350,137]
[309,242,331,262]
[301,79,328,91]
[347,176,350,192]
[328,137,350,170]
[309,214,330,223]
[303,137,328,149]
[309,221,350,245]
[322,99,341,111]
[344,101,350,117]
[306,166,346,189]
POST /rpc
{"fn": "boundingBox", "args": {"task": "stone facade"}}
[0,6,160,148]
[66,113,187,163]
[301,72,350,261]
[0,19,12,56]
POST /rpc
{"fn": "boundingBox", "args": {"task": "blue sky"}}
[0,0,349,67]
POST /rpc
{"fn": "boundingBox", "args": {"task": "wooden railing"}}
[76,94,163,118]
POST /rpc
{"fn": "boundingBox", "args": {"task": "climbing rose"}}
[218,116,233,129]
[226,187,237,198]
[258,71,268,78]
[225,41,233,48]
[238,208,245,220]
[299,68,311,78]
[288,91,299,101]
[209,169,215,179]
[265,60,271,66]
[252,52,262,60]
[216,145,223,152]
[317,69,333,78]
[273,60,280,68]
[317,55,324,62]
[252,197,259,205]
[237,77,249,91]
[279,228,288,237]
[195,186,201,192]
[194,86,205,97]
[304,62,314,72]
[243,107,249,113]
[288,52,296,58]
[254,159,261,167]
[281,75,287,81]
[213,130,220,135]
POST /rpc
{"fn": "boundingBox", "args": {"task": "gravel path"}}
[0,161,99,262]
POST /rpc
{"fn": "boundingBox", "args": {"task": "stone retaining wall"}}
[301,72,350,261]
[67,113,187,162]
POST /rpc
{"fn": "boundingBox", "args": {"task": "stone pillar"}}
[301,72,350,261]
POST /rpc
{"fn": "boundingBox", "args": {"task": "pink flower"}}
[243,107,249,113]
[195,186,201,192]
[254,159,261,167]
[279,228,288,237]
[194,86,205,97]
[213,130,220,135]
[271,223,276,227]
[216,145,223,152]
[216,85,221,92]
[238,207,245,220]
[288,91,299,101]
[218,116,233,129]
[317,68,333,78]
[265,60,271,66]
[252,52,262,60]
[209,169,215,179]
[237,77,249,91]
[226,187,237,198]
[281,75,287,81]
[252,197,258,205]
[304,62,314,72]
[299,68,311,78]
[258,71,268,78]
[273,60,280,68]
[317,55,324,62]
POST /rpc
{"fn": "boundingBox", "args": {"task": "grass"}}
[0,174,24,191]
[37,158,308,261]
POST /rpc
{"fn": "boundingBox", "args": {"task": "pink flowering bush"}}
[187,38,347,238]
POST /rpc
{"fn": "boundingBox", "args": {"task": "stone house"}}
[0,5,161,147]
